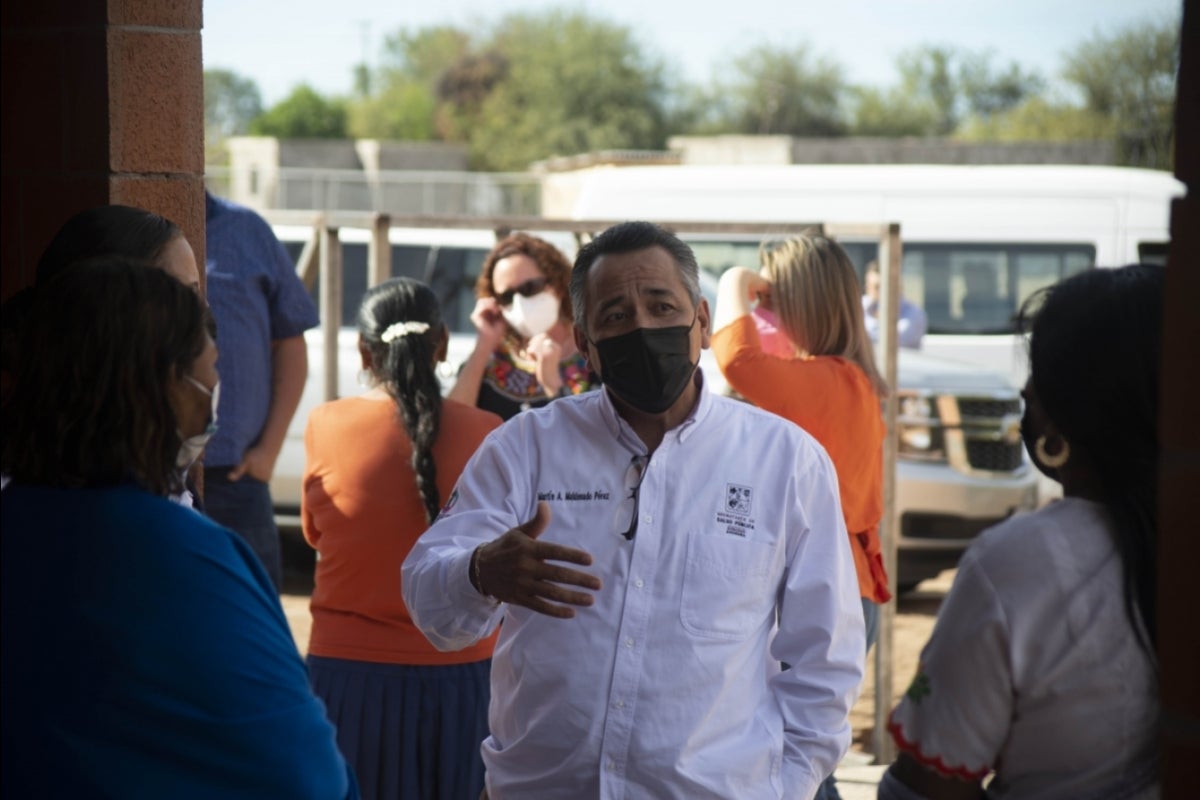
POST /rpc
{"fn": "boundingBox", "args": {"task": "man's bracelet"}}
[470,545,495,601]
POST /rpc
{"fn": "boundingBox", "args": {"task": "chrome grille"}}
[935,393,1026,476]
[958,397,1021,419]
[966,439,1024,471]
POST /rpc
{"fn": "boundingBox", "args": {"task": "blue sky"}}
[203,0,1179,106]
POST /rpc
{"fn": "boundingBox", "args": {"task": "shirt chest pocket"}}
[680,534,777,640]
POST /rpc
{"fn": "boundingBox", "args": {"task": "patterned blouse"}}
[475,344,597,421]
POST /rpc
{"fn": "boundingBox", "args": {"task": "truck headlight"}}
[897,392,944,460]
[900,425,933,451]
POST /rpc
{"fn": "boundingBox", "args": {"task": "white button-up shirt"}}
[402,378,865,800]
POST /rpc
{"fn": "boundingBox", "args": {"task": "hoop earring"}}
[1035,435,1070,469]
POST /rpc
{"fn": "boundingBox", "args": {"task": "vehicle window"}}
[298,242,371,326]
[295,241,489,331]
[391,245,433,280]
[1137,242,1169,266]
[905,244,1094,334]
[425,247,489,336]
[687,240,765,277]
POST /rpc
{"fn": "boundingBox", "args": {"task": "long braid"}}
[357,278,446,524]
[384,331,443,523]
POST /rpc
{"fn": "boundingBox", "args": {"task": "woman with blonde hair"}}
[712,234,888,799]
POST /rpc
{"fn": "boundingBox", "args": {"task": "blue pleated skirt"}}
[308,655,491,800]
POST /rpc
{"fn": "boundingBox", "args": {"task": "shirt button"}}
[616,699,626,709]
[642,514,653,524]
[635,579,644,588]
[606,759,616,771]
[625,637,635,648]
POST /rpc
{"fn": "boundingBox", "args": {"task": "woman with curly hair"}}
[448,232,596,420]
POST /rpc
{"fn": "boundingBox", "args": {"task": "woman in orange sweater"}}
[712,236,888,800]
[303,277,502,800]
[712,234,891,636]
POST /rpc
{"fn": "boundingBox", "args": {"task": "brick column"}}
[1,0,204,301]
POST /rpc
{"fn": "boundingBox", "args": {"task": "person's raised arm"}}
[446,296,508,406]
[229,335,306,482]
[713,266,770,334]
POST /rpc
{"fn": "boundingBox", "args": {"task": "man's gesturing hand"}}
[471,502,601,618]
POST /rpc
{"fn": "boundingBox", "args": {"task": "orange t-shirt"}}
[711,315,891,603]
[302,395,503,663]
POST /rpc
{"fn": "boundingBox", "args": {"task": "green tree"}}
[348,26,472,141]
[204,69,263,143]
[850,86,939,137]
[348,82,437,140]
[1062,17,1178,169]
[957,96,1113,142]
[687,44,848,136]
[850,46,1042,137]
[466,10,670,170]
[251,85,348,139]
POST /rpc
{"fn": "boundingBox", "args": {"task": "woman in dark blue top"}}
[1,260,356,799]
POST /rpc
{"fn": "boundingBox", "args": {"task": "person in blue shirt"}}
[862,261,928,350]
[204,191,318,590]
[1,260,356,799]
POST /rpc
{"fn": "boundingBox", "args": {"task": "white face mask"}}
[502,289,560,339]
[176,377,220,470]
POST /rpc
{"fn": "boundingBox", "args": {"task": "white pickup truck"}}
[268,224,1037,590]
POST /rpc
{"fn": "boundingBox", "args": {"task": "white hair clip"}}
[381,321,431,343]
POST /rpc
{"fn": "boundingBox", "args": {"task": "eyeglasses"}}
[619,455,650,541]
[494,277,549,308]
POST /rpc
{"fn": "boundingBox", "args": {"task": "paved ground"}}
[280,536,952,797]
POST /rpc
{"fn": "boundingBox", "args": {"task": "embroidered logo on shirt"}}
[715,483,755,537]
[726,484,752,515]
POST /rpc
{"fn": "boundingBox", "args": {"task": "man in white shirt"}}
[402,221,865,800]
[862,261,928,349]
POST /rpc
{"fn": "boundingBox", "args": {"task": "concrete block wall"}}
[1,0,205,301]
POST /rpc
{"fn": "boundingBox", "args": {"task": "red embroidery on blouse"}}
[887,709,992,782]
[484,346,593,400]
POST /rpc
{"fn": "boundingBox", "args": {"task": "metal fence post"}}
[368,213,391,287]
[318,224,342,403]
[872,222,903,765]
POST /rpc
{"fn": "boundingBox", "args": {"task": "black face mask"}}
[592,321,698,414]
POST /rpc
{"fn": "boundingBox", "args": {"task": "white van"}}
[558,164,1182,387]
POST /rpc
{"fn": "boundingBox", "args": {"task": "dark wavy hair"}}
[476,233,573,344]
[1,260,209,496]
[36,205,182,284]
[1022,263,1163,650]
[357,278,446,523]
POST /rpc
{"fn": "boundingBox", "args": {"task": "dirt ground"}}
[279,545,950,761]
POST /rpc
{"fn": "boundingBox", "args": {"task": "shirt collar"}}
[596,366,712,452]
